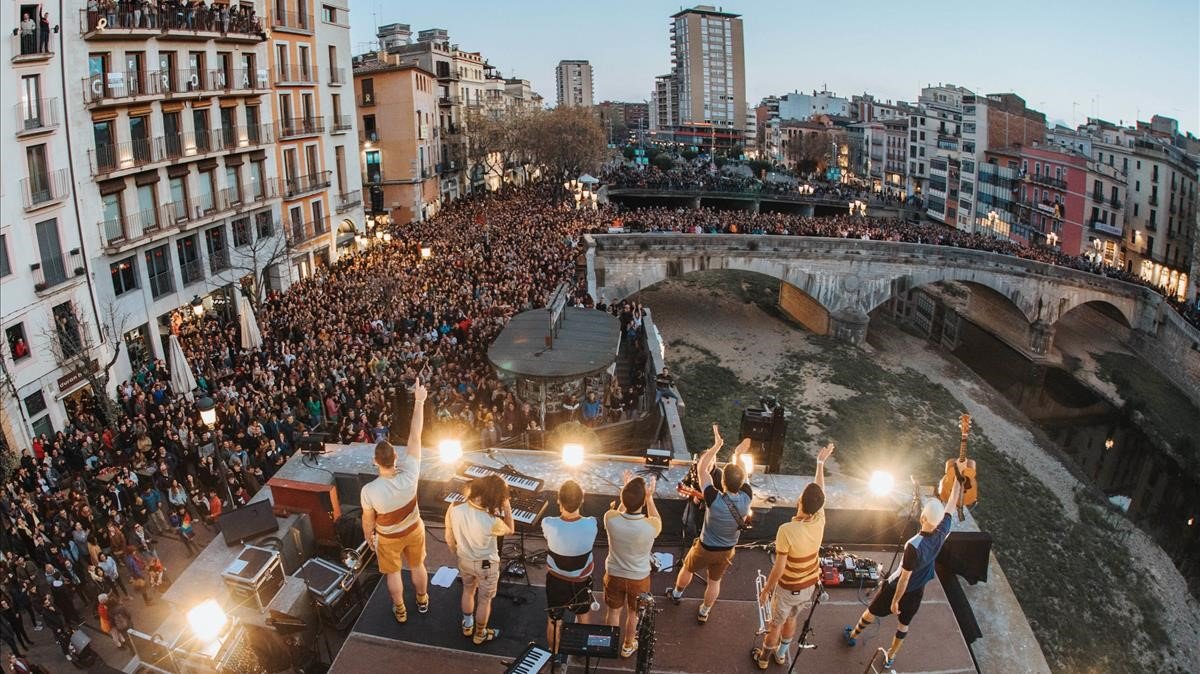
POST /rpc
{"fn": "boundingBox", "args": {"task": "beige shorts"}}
[770,586,814,625]
[682,540,736,581]
[376,521,426,575]
[458,558,500,601]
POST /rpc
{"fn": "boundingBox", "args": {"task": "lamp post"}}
[196,395,235,509]
[191,294,205,319]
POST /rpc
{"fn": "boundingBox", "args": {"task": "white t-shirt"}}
[604,510,661,580]
[542,516,598,580]
[447,502,508,563]
[359,453,421,535]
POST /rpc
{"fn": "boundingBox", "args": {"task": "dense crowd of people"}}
[0,180,1196,670]
[84,0,264,35]
[603,164,909,205]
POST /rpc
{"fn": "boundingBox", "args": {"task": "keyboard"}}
[504,643,552,674]
[442,486,548,526]
[459,462,544,493]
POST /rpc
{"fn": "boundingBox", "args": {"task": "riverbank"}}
[644,270,1200,673]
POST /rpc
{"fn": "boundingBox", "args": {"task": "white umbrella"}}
[578,174,600,185]
[239,294,263,350]
[167,333,198,399]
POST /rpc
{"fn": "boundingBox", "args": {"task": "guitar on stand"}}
[937,413,977,520]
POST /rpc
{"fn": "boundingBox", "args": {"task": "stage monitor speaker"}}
[220,499,279,546]
[740,407,787,473]
[267,477,341,547]
[334,472,376,509]
[272,511,315,575]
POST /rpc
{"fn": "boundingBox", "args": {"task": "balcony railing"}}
[82,68,249,106]
[179,258,204,286]
[1030,173,1067,190]
[1149,195,1158,206]
[335,189,363,212]
[331,115,353,133]
[11,31,53,63]
[163,195,222,225]
[277,116,325,139]
[226,123,273,148]
[220,178,277,211]
[280,171,332,199]
[14,97,60,136]
[287,216,331,245]
[208,247,231,273]
[361,130,380,144]
[21,168,71,210]
[79,7,264,41]
[1110,197,1122,209]
[31,249,84,292]
[208,67,270,92]
[271,10,313,33]
[162,129,228,161]
[274,63,318,84]
[328,68,346,85]
[90,136,160,176]
[100,208,162,250]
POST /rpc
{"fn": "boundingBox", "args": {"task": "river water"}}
[951,319,1199,587]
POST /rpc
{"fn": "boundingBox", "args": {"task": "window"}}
[361,77,374,105]
[232,217,252,247]
[144,244,174,298]
[110,256,138,296]
[365,150,381,183]
[250,159,265,200]
[220,107,236,147]
[168,176,188,221]
[225,165,241,206]
[163,111,182,157]
[19,75,43,130]
[136,183,158,227]
[0,234,9,278]
[52,302,82,358]
[198,169,216,213]
[322,4,337,22]
[176,235,202,285]
[24,390,47,417]
[124,324,152,370]
[35,218,65,287]
[194,108,211,152]
[205,225,229,272]
[256,211,273,238]
[6,324,30,361]
[26,143,51,203]
[246,105,262,144]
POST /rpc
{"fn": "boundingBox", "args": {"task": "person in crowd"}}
[541,479,598,657]
[665,426,752,624]
[603,472,661,658]
[752,443,833,669]
[0,599,32,652]
[444,474,513,646]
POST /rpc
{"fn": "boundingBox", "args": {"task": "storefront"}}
[1139,261,1188,302]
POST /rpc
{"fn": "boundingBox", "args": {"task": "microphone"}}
[589,592,601,613]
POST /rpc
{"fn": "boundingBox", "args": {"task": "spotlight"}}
[186,599,227,643]
[420,246,432,259]
[438,439,463,464]
[562,443,584,467]
[739,453,755,475]
[1104,438,1114,450]
[868,470,894,497]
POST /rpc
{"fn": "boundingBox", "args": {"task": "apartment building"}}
[555,60,593,108]
[266,0,362,280]
[658,5,745,148]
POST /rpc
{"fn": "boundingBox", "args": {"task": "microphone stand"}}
[785,583,827,674]
[883,477,924,579]
[541,590,599,674]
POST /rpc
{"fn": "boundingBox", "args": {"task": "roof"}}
[352,59,435,79]
[487,307,619,381]
[671,5,741,19]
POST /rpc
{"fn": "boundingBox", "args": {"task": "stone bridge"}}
[585,234,1200,402]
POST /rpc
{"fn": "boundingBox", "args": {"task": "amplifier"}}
[559,623,620,659]
[268,477,341,546]
[644,447,671,467]
[220,499,279,546]
[222,545,284,612]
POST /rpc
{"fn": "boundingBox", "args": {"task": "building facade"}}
[555,60,593,108]
[776,90,850,122]
[668,6,746,135]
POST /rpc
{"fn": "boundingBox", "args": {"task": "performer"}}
[751,443,834,669]
[843,460,966,670]
[603,472,661,658]
[360,379,428,624]
[445,474,514,645]
[541,479,598,655]
[665,425,751,624]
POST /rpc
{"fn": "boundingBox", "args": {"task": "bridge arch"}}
[1052,297,1135,329]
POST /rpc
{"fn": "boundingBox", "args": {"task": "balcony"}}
[360,129,380,144]
[162,129,229,162]
[274,63,318,85]
[21,168,71,211]
[11,32,53,64]
[100,208,164,251]
[226,123,274,149]
[328,68,346,85]
[277,116,325,140]
[437,161,458,175]
[1110,197,1122,209]
[179,258,204,286]
[1030,173,1067,190]
[271,10,313,34]
[287,216,331,246]
[209,67,271,93]
[82,68,248,107]
[92,131,237,177]
[220,178,278,211]
[208,247,231,273]
[280,171,332,199]
[360,92,375,107]
[331,116,353,133]
[335,189,363,213]
[1149,195,1158,206]
[13,98,60,137]
[79,7,265,42]
[31,249,84,293]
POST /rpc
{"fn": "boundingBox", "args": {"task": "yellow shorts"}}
[376,521,426,574]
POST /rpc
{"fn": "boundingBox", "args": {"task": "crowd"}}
[84,0,264,36]
[604,165,916,207]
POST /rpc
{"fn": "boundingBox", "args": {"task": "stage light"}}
[420,246,432,259]
[868,470,894,497]
[1104,438,1114,450]
[562,443,584,467]
[438,439,463,464]
[187,599,227,644]
[739,453,755,475]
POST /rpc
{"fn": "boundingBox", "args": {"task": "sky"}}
[347,0,1199,135]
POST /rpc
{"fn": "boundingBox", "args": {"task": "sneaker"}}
[882,656,895,670]
[750,647,770,670]
[472,627,499,645]
[843,626,857,647]
[774,646,788,665]
[392,603,407,624]
[620,639,638,658]
[416,593,430,614]
[663,586,681,606]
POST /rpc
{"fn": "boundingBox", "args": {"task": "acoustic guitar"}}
[937,413,977,518]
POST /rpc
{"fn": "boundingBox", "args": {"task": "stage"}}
[329,530,977,674]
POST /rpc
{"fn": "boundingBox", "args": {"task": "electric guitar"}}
[936,413,977,519]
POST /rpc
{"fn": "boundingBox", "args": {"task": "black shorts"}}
[546,574,593,619]
[867,580,924,625]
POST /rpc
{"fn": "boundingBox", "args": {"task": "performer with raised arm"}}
[665,424,753,624]
[751,443,834,669]
[603,471,661,658]
[360,379,429,624]
[843,460,967,671]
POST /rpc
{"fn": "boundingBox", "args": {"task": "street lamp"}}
[196,396,217,428]
[191,295,205,318]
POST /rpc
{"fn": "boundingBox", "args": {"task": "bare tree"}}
[229,223,290,304]
[785,131,831,175]
[521,106,607,193]
[41,300,128,426]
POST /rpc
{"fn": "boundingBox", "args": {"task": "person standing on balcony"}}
[38,12,50,53]
[19,14,35,55]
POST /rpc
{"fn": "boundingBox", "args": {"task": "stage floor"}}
[329,530,977,674]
